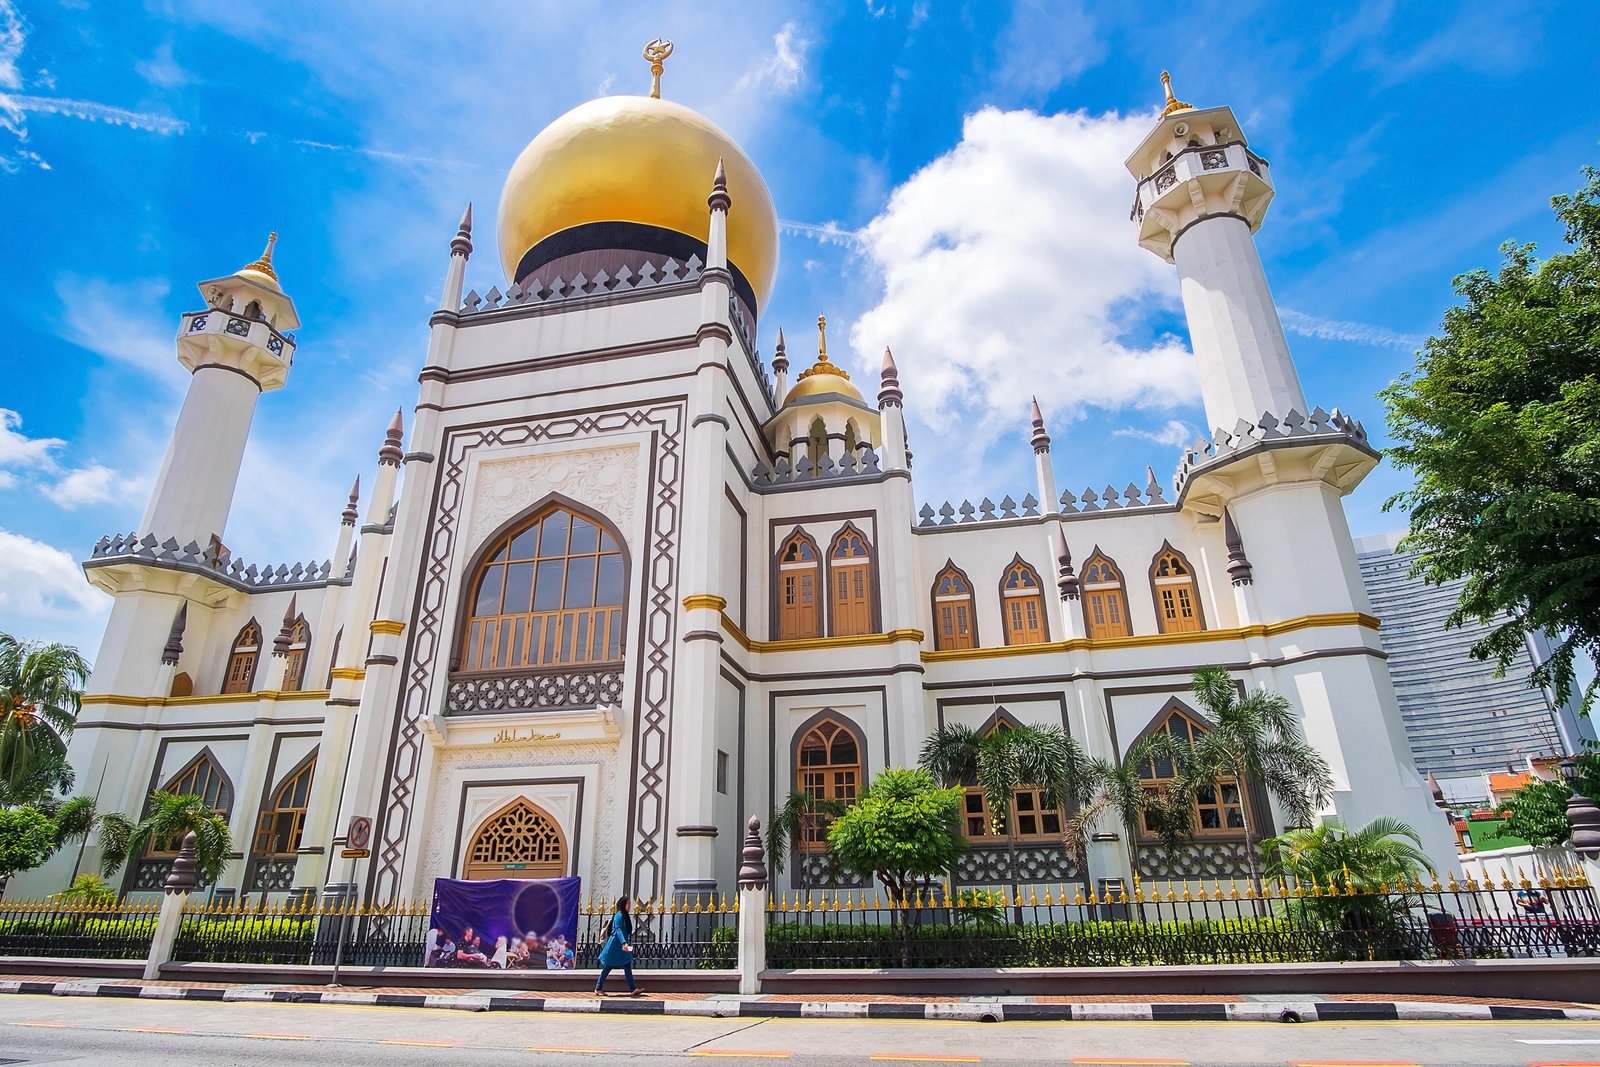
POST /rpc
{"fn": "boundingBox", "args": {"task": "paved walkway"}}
[4,973,1597,1022]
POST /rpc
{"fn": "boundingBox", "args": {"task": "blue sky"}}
[1,0,1597,656]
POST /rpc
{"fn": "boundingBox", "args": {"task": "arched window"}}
[828,525,873,637]
[1150,543,1204,634]
[999,556,1048,646]
[796,718,861,850]
[170,672,193,698]
[150,749,233,853]
[281,615,312,691]
[1137,708,1247,836]
[931,562,977,651]
[463,798,568,880]
[1081,551,1131,639]
[777,530,822,639]
[807,417,828,470]
[960,717,1066,843]
[223,619,262,694]
[252,753,315,857]
[461,505,626,671]
[843,419,860,458]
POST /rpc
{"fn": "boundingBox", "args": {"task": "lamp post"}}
[1560,757,1600,858]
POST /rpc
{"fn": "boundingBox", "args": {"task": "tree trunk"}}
[1239,799,1264,917]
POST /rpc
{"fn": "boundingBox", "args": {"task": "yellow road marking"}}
[1529,1063,1600,1066]
[12,1021,71,1027]
[870,1057,982,1064]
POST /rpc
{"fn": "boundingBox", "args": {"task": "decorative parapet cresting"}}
[750,447,884,492]
[86,532,335,591]
[1173,406,1373,496]
[444,665,625,715]
[460,254,705,316]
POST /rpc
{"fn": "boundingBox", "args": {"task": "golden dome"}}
[785,369,863,405]
[235,232,281,291]
[496,95,779,307]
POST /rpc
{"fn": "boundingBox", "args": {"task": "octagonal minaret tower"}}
[140,234,300,547]
[1126,73,1304,434]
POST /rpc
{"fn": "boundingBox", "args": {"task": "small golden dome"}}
[496,95,779,307]
[783,315,864,405]
[235,232,281,291]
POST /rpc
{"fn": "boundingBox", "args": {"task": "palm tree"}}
[98,791,233,886]
[0,634,89,798]
[49,794,107,883]
[766,789,846,893]
[1063,734,1196,878]
[919,722,1090,895]
[1180,666,1335,897]
[1260,816,1430,890]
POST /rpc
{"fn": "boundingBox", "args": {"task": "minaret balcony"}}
[176,309,296,388]
[1132,142,1275,259]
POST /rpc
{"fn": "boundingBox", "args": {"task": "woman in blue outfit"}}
[595,896,640,995]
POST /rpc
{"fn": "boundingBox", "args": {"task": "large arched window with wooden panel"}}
[280,615,312,691]
[828,524,873,637]
[776,529,822,639]
[148,749,234,854]
[1081,551,1131,639]
[252,752,316,857]
[999,555,1049,646]
[931,562,978,651]
[1149,543,1204,634]
[959,715,1067,843]
[460,504,627,671]
[222,619,262,694]
[463,798,568,880]
[1136,707,1248,837]
[795,718,862,850]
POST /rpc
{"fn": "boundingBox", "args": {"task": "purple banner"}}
[424,876,581,969]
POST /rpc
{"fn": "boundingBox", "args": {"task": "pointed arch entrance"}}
[462,798,569,881]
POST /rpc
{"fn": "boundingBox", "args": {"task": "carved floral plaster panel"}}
[467,444,642,555]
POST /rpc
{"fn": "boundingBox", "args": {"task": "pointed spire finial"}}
[451,203,474,258]
[378,408,405,468]
[161,602,188,666]
[1030,396,1051,454]
[643,38,674,99]
[795,314,851,384]
[273,594,299,657]
[772,327,788,372]
[1054,519,1079,602]
[1224,507,1254,586]
[1160,70,1194,117]
[707,158,731,213]
[342,475,361,526]
[240,231,280,282]
[877,346,902,410]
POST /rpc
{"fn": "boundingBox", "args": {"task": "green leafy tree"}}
[0,806,57,895]
[826,767,964,948]
[0,634,90,799]
[766,788,846,892]
[1380,167,1600,716]
[56,873,116,907]
[1261,816,1431,890]
[918,721,1089,893]
[1491,777,1578,848]
[98,791,233,885]
[1180,667,1335,897]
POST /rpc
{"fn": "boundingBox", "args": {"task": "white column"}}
[140,367,262,544]
[1173,215,1306,433]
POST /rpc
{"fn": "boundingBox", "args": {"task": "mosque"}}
[17,53,1458,905]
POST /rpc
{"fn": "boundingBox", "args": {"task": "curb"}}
[3,980,1598,1022]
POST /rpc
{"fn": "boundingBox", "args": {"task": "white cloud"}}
[1113,419,1192,448]
[42,463,129,509]
[990,0,1102,98]
[0,470,15,490]
[136,42,189,89]
[0,407,63,468]
[0,528,106,622]
[1278,308,1423,353]
[0,0,21,91]
[8,94,188,135]
[849,106,1194,436]
[54,275,185,386]
[739,21,807,95]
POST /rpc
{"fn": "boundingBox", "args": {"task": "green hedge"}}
[173,917,315,964]
[0,916,158,960]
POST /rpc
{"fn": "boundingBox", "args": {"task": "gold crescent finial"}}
[644,39,674,99]
[817,314,827,358]
[1160,70,1193,117]
[241,231,279,281]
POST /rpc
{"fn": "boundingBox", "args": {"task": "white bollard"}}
[735,817,769,995]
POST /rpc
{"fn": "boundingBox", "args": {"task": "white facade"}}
[10,84,1460,906]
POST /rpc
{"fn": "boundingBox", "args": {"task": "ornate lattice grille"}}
[463,800,568,880]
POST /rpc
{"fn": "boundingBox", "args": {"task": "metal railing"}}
[765,869,1600,968]
[0,898,161,960]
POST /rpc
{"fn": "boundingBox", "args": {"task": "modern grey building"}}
[1354,531,1593,778]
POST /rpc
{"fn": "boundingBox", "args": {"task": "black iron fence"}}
[765,873,1600,968]
[0,898,160,960]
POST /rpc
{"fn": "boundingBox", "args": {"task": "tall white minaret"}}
[141,234,300,547]
[1126,73,1304,434]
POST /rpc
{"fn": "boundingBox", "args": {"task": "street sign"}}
[346,815,372,850]
[340,847,370,859]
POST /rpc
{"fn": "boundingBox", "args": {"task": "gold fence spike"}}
[1446,870,1460,892]
[1214,879,1225,901]
[1229,879,1241,901]
[844,894,854,911]
[873,892,883,910]
[1516,866,1533,890]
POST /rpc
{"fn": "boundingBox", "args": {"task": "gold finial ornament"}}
[241,231,279,282]
[644,38,674,99]
[1160,70,1193,117]
[796,313,852,383]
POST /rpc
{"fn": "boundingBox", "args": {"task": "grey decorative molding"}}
[87,531,334,592]
[444,666,625,714]
[461,254,705,316]
[1174,406,1374,499]
[749,447,884,492]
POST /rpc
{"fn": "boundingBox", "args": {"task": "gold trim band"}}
[81,690,334,709]
[718,616,924,654]
[329,667,367,681]
[682,594,728,612]
[921,612,1381,662]
[370,619,406,635]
